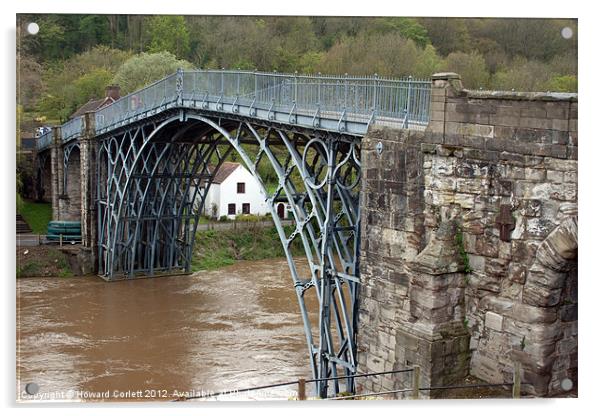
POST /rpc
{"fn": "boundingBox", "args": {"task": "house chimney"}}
[105,85,121,100]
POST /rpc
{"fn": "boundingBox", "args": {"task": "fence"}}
[16,234,82,247]
[176,363,528,401]
[94,69,431,134]
[37,129,53,151]
[61,116,84,142]
[37,69,432,148]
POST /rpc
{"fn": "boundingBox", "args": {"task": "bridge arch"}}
[96,112,362,396]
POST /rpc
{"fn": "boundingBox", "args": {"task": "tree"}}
[366,18,430,48]
[491,58,556,91]
[112,52,194,94]
[317,32,423,77]
[17,55,43,110]
[146,16,191,59]
[419,18,471,56]
[546,75,577,93]
[73,68,114,103]
[415,45,443,78]
[36,46,131,121]
[443,52,490,89]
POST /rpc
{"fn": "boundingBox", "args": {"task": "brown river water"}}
[16,258,319,402]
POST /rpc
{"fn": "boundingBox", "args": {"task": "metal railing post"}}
[254,70,258,100]
[344,73,348,109]
[405,75,413,128]
[317,72,321,106]
[373,73,378,112]
[220,69,225,99]
[294,71,298,103]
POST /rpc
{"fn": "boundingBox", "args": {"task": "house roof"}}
[211,162,242,184]
[70,97,116,119]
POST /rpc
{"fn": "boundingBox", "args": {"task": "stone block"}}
[454,193,476,209]
[519,117,554,130]
[545,102,569,119]
[546,169,563,183]
[468,254,486,272]
[520,106,547,119]
[508,263,527,284]
[544,158,577,172]
[525,168,546,181]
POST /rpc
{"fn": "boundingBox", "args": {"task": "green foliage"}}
[18,200,52,234]
[317,33,422,77]
[16,260,41,278]
[146,15,191,59]
[546,75,577,92]
[192,225,304,271]
[520,336,526,350]
[443,51,490,89]
[73,68,114,103]
[36,46,130,120]
[20,14,578,122]
[112,51,194,94]
[414,45,444,78]
[368,18,430,48]
[455,226,473,274]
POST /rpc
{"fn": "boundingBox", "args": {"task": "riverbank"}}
[16,225,303,277]
[192,224,304,271]
[16,246,77,278]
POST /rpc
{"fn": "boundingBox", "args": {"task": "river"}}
[16,258,319,402]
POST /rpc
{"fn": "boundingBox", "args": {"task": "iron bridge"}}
[36,69,431,397]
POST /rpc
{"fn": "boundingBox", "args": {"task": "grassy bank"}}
[191,225,304,271]
[16,246,74,278]
[18,200,52,234]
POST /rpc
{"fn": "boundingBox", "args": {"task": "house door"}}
[277,203,285,219]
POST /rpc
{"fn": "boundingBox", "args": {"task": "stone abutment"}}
[356,73,578,397]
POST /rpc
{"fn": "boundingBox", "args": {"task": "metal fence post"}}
[59,234,63,247]
[373,73,378,113]
[412,365,420,399]
[317,72,322,106]
[298,378,306,401]
[254,70,258,100]
[294,71,298,103]
[220,69,225,99]
[513,362,521,398]
[344,73,348,109]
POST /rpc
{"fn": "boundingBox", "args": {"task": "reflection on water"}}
[16,258,319,401]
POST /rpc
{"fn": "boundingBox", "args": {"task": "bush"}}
[443,51,490,89]
[112,51,194,94]
[545,75,577,92]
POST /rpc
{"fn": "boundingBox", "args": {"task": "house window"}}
[242,203,250,214]
[228,203,236,215]
[237,182,246,194]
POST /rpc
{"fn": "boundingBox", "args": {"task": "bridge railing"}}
[95,73,179,133]
[53,69,431,138]
[181,70,431,129]
[61,116,83,142]
[36,129,53,151]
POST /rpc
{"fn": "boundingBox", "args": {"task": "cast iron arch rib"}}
[96,114,362,397]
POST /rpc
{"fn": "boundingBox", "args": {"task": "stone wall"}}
[58,146,82,221]
[356,73,577,397]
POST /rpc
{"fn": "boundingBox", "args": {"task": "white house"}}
[201,162,270,219]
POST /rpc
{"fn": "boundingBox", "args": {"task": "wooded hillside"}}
[17,15,577,123]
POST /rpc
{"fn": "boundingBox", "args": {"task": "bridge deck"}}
[36,69,431,149]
